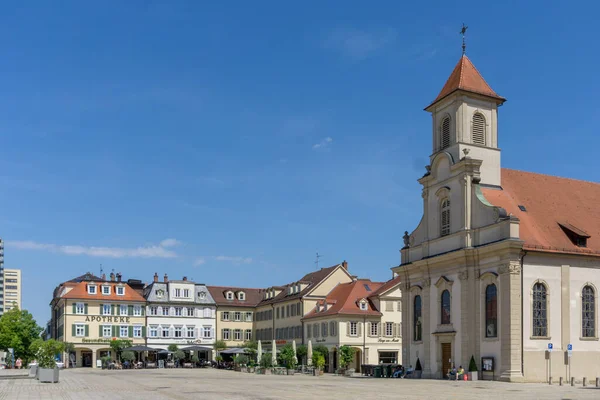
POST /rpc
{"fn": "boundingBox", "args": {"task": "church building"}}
[394,52,600,382]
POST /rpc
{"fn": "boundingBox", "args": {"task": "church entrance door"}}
[441,343,452,378]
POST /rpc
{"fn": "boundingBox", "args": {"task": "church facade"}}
[394,54,600,382]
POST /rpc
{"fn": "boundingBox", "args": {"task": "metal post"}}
[583,377,587,387]
[559,377,563,386]
[571,377,574,386]
[595,377,599,387]
[549,376,552,385]
[549,351,552,384]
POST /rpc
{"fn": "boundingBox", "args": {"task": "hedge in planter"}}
[30,339,64,383]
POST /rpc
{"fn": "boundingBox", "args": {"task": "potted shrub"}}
[173,350,185,367]
[313,353,325,376]
[30,339,64,383]
[339,345,356,376]
[191,354,200,367]
[260,352,273,374]
[100,356,111,370]
[278,344,297,375]
[414,358,423,379]
[121,351,135,368]
[468,356,478,381]
[234,354,249,372]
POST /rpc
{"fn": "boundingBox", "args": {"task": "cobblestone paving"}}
[0,368,599,400]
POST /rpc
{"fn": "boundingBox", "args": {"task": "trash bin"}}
[374,365,383,378]
[386,365,393,378]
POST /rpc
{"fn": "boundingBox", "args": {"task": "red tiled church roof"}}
[482,168,600,256]
[427,55,505,109]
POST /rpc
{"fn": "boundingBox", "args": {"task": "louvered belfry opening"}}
[440,117,450,150]
[472,113,486,145]
[440,198,450,236]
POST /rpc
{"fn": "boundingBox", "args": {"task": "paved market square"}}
[0,369,599,400]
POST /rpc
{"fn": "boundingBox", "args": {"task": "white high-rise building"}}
[3,269,21,312]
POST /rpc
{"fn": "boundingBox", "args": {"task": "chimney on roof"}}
[183,276,187,281]
[116,273,122,282]
[342,260,348,270]
[153,273,159,283]
[110,272,115,282]
[101,273,106,281]
[164,273,168,283]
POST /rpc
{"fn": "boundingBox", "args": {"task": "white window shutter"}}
[357,322,362,337]
[211,328,215,338]
[346,322,350,336]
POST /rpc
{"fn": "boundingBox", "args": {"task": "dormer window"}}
[316,304,321,312]
[88,284,97,295]
[101,285,111,295]
[359,299,368,311]
[116,286,125,296]
[558,222,590,248]
[238,292,245,301]
[156,289,164,298]
[226,291,234,300]
[198,291,206,300]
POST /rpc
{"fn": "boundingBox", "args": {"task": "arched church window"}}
[413,295,422,341]
[472,113,486,145]
[532,282,548,337]
[582,285,595,338]
[441,290,451,324]
[440,117,450,149]
[440,198,450,237]
[485,284,497,337]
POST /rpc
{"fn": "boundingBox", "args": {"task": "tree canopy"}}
[0,307,43,362]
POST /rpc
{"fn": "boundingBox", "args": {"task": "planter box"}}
[263,368,272,375]
[247,367,255,373]
[287,369,295,375]
[38,367,59,383]
[414,370,422,379]
[29,365,38,378]
[345,368,355,377]
[468,371,478,381]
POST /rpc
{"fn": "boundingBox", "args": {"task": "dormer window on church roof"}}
[558,222,590,248]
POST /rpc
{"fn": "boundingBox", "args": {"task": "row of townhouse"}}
[49,262,403,371]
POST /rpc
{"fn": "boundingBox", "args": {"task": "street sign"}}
[567,343,572,357]
[548,343,553,352]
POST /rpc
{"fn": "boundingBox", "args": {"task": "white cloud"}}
[6,239,179,259]
[312,137,333,150]
[215,255,253,264]
[325,27,397,60]
[194,257,206,266]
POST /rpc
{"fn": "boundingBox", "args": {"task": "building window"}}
[103,325,112,338]
[88,285,97,295]
[245,312,253,322]
[120,305,128,316]
[370,322,379,336]
[385,301,394,312]
[313,323,320,337]
[245,329,252,341]
[75,324,85,337]
[472,113,486,145]
[485,284,498,338]
[133,305,142,316]
[162,307,169,316]
[187,307,195,317]
[133,326,142,338]
[440,116,450,149]
[203,308,211,318]
[440,199,450,237]
[120,326,128,338]
[150,306,158,316]
[183,289,189,298]
[386,322,394,337]
[234,329,242,341]
[116,286,125,296]
[532,282,548,337]
[223,329,230,340]
[102,304,112,316]
[441,290,451,324]
[307,324,312,339]
[296,303,301,315]
[149,326,158,338]
[414,295,422,341]
[234,312,241,321]
[286,305,290,318]
[322,322,328,337]
[582,285,595,338]
[360,301,368,311]
[349,321,358,337]
[175,289,181,297]
[102,285,111,295]
[198,291,207,299]
[226,292,234,300]
[222,311,230,321]
[238,292,245,301]
[75,303,85,315]
[174,307,182,316]
[203,326,212,338]
[330,321,337,336]
[162,327,170,338]
[174,326,182,338]
[276,308,280,319]
[187,326,195,338]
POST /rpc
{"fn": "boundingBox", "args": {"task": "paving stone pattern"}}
[0,368,599,399]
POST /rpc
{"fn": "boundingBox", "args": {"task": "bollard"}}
[583,377,587,387]
[549,376,552,385]
[596,377,599,387]
[559,377,563,386]
[571,377,575,386]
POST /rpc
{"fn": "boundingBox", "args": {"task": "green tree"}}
[173,350,185,364]
[313,353,325,371]
[278,344,297,369]
[214,339,227,356]
[338,345,356,369]
[468,355,478,372]
[29,339,64,369]
[296,344,307,362]
[312,344,329,359]
[167,344,179,352]
[259,352,273,368]
[109,339,132,362]
[121,351,135,362]
[0,307,43,363]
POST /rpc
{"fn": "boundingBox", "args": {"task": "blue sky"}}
[1,1,599,325]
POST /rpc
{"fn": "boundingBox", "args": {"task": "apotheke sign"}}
[85,316,131,323]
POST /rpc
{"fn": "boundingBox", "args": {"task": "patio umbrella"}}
[271,340,277,366]
[257,341,262,364]
[292,340,298,365]
[123,345,158,352]
[307,340,313,366]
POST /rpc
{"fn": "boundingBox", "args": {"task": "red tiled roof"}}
[61,281,146,302]
[427,55,505,109]
[368,275,402,298]
[481,168,600,256]
[207,286,263,307]
[303,279,384,320]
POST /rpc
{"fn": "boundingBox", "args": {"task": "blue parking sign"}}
[567,344,572,351]
[548,343,553,351]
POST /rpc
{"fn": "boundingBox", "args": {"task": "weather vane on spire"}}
[460,23,468,55]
